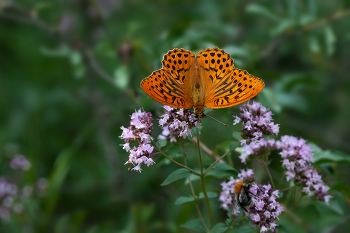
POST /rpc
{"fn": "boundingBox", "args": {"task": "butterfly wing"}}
[196,47,264,109]
[141,48,195,108]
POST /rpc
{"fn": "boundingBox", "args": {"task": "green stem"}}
[261,160,276,189]
[280,186,295,192]
[204,150,231,175]
[153,141,200,176]
[278,172,285,189]
[182,150,209,233]
[197,133,214,228]
[223,216,245,233]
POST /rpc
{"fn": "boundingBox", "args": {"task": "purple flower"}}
[247,184,284,232]
[240,139,281,164]
[9,155,31,171]
[120,109,155,172]
[233,101,279,145]
[158,105,201,143]
[219,177,241,212]
[219,178,283,232]
[280,135,332,204]
[219,169,256,213]
[0,156,46,221]
[238,168,256,183]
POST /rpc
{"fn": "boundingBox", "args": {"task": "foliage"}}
[0,0,350,232]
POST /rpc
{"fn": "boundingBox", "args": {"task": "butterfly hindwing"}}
[204,68,265,108]
[141,69,193,108]
[141,47,264,112]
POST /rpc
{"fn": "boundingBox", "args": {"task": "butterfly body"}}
[141,48,264,116]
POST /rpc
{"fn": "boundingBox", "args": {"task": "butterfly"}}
[141,47,264,116]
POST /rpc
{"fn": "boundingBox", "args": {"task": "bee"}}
[234,180,255,212]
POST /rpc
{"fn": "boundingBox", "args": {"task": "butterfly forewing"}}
[196,47,264,109]
[204,68,265,108]
[196,47,234,87]
[141,47,264,112]
[141,69,193,108]
[162,48,196,85]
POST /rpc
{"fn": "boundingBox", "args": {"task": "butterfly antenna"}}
[206,114,228,127]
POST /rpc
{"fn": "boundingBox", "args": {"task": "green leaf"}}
[161,168,192,186]
[114,65,130,89]
[204,108,213,114]
[308,142,350,164]
[331,181,350,198]
[324,26,336,56]
[175,196,194,205]
[181,218,210,232]
[175,192,217,205]
[156,147,183,166]
[271,19,296,36]
[258,88,282,114]
[156,139,167,148]
[230,141,240,151]
[186,168,237,184]
[198,192,217,199]
[234,225,255,233]
[40,45,70,57]
[232,132,241,141]
[211,223,229,233]
[212,163,236,172]
[222,46,249,58]
[191,126,202,138]
[246,3,280,21]
[309,36,321,53]
[34,2,52,13]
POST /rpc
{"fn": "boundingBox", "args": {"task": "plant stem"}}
[278,172,285,189]
[280,186,295,192]
[223,216,245,233]
[183,152,209,233]
[204,150,231,175]
[261,160,276,189]
[197,133,214,228]
[152,141,200,176]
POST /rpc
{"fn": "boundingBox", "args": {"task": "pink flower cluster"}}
[238,168,256,183]
[158,105,201,143]
[219,176,240,212]
[0,155,47,221]
[233,101,279,145]
[240,139,281,164]
[219,177,283,232]
[10,154,31,171]
[120,109,155,172]
[219,169,256,213]
[280,135,332,204]
[248,184,284,232]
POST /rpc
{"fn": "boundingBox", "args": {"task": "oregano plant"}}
[120,102,332,233]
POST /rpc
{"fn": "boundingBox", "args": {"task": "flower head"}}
[158,105,201,143]
[120,109,155,172]
[219,169,255,211]
[9,155,31,171]
[238,168,256,183]
[239,138,281,164]
[247,184,284,232]
[280,135,331,203]
[219,178,283,232]
[233,101,279,145]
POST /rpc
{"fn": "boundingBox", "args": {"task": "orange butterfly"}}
[141,47,264,116]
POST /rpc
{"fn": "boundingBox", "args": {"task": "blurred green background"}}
[1,0,350,232]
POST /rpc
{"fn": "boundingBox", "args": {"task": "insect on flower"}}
[141,48,264,116]
[234,180,255,212]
